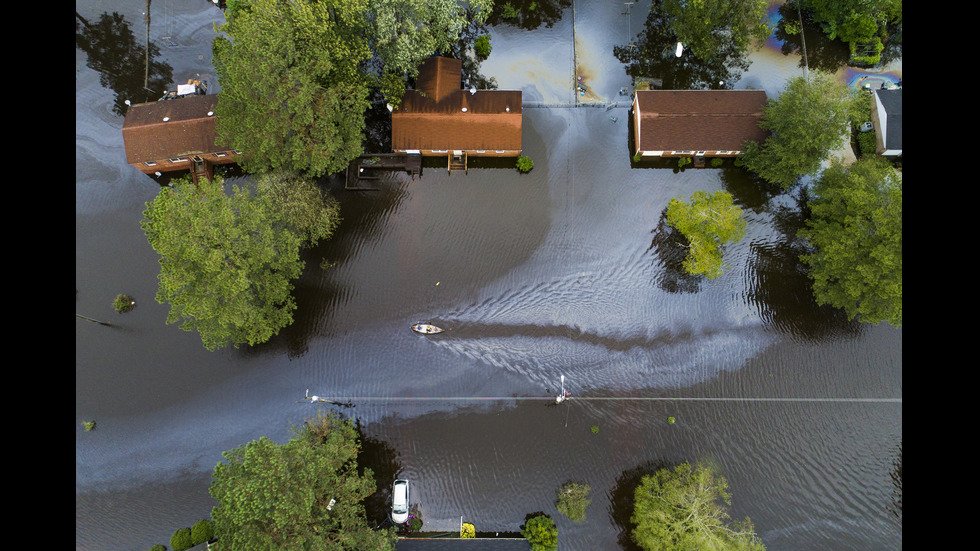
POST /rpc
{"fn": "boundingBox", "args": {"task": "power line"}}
[309,396,900,404]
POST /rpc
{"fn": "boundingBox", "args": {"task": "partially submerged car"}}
[391,479,409,524]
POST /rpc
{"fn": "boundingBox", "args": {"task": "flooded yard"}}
[76,1,901,550]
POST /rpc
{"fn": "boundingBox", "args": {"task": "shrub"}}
[149,545,166,551]
[521,513,558,551]
[409,516,423,532]
[474,35,492,58]
[113,294,136,313]
[82,420,96,431]
[170,528,193,551]
[191,519,215,545]
[461,522,476,538]
[590,425,599,434]
[710,157,723,167]
[556,482,591,523]
[516,155,534,173]
[677,157,692,169]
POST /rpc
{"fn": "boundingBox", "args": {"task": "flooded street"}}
[76,1,901,550]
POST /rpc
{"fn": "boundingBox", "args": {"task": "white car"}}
[391,479,409,524]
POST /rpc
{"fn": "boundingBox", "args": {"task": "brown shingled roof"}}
[634,90,768,152]
[122,94,231,164]
[392,56,522,152]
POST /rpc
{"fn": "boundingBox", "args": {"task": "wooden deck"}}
[346,153,422,189]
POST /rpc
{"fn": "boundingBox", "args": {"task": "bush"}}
[556,482,591,522]
[710,157,723,167]
[113,294,136,313]
[677,157,692,169]
[474,35,492,58]
[169,528,193,551]
[521,513,557,551]
[82,420,96,431]
[191,519,215,545]
[461,522,476,538]
[149,545,166,551]
[516,155,534,174]
[408,516,423,532]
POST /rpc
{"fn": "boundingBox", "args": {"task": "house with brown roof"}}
[391,56,522,172]
[122,94,239,181]
[631,90,768,161]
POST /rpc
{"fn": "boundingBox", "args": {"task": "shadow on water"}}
[357,423,405,526]
[647,213,702,295]
[75,10,174,115]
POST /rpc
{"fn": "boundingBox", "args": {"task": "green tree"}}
[614,0,753,91]
[366,0,491,81]
[255,170,342,247]
[665,190,747,279]
[795,0,902,65]
[521,513,558,551]
[556,482,591,523]
[632,462,765,551]
[663,0,772,60]
[191,519,215,545]
[209,413,395,551]
[212,0,372,177]
[740,71,860,189]
[170,527,193,551]
[798,156,901,326]
[141,176,306,351]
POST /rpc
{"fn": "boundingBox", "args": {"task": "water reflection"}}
[75,10,173,115]
[614,0,750,90]
[485,0,572,31]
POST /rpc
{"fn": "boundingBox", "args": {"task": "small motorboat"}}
[412,323,444,334]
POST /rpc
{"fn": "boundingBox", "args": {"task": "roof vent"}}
[162,116,170,122]
[461,107,468,112]
[505,107,510,112]
[207,111,214,116]
[470,86,477,95]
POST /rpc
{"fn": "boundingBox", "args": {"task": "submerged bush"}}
[516,155,534,173]
[461,522,476,538]
[475,35,492,58]
[113,294,136,313]
[170,528,192,551]
[556,482,591,522]
[521,513,557,551]
[191,519,215,545]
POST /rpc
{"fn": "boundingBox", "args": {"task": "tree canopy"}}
[521,513,558,551]
[615,0,767,90]
[209,412,395,551]
[798,156,902,326]
[665,190,747,280]
[739,71,860,189]
[662,0,772,60]
[141,173,340,350]
[632,462,765,551]
[556,482,591,523]
[212,0,491,175]
[213,0,373,177]
[794,0,902,65]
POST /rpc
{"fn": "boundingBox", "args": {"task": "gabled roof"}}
[634,90,769,152]
[874,88,902,152]
[392,56,522,151]
[122,94,230,164]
